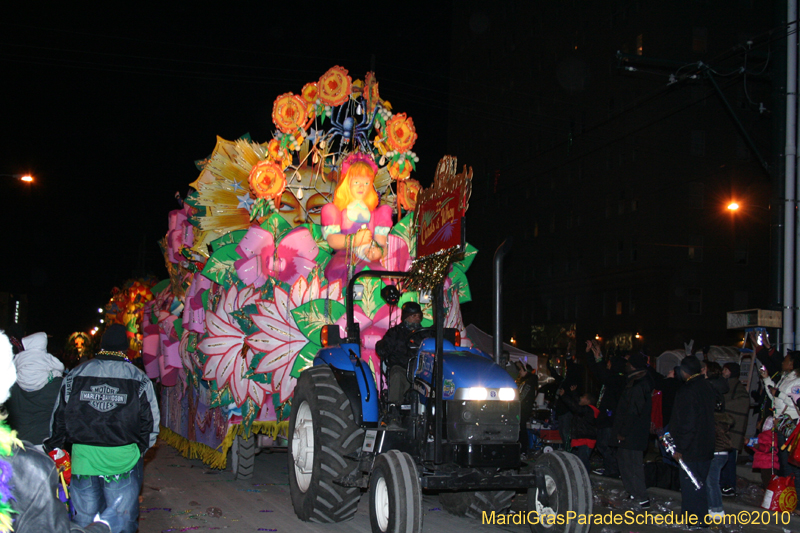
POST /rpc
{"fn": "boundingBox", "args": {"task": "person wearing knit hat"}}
[0,331,111,533]
[45,323,159,533]
[6,332,64,450]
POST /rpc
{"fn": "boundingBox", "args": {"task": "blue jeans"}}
[71,459,143,533]
[720,449,737,490]
[705,452,728,512]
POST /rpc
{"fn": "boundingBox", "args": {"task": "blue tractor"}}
[287,266,591,533]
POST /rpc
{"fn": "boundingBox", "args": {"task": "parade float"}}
[147,66,477,471]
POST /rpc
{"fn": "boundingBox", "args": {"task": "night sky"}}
[1,3,454,346]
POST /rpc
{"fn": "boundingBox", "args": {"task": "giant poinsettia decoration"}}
[199,285,271,407]
[246,275,343,402]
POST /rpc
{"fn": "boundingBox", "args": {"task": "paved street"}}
[139,439,797,533]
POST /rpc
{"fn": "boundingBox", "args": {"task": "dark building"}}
[448,2,776,356]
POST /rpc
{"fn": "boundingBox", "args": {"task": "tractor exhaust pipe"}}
[493,238,513,364]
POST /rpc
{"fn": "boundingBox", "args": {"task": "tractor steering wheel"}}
[406,327,436,352]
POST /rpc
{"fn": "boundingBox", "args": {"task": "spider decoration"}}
[323,97,379,157]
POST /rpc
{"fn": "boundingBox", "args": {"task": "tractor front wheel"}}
[369,450,423,533]
[528,451,591,533]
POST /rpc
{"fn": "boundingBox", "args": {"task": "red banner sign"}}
[416,189,463,258]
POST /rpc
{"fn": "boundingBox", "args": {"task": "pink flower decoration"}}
[199,285,272,407]
[166,205,195,264]
[274,227,320,286]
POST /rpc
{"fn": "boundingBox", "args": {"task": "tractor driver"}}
[376,302,428,410]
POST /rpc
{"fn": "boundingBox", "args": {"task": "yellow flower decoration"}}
[388,159,412,181]
[318,65,352,107]
[272,93,310,134]
[249,160,286,204]
[267,139,292,170]
[301,82,318,105]
[385,113,417,152]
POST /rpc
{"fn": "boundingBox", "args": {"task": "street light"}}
[727,202,740,211]
[0,173,34,183]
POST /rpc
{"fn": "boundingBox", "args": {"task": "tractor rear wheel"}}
[528,451,591,533]
[369,450,422,533]
[288,365,364,523]
[438,490,515,518]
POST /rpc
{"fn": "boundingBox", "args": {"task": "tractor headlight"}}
[464,387,488,400]
[498,387,516,401]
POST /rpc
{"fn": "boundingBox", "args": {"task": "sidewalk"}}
[588,472,800,530]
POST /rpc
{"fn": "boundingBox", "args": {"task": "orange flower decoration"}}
[301,82,318,105]
[388,159,412,181]
[385,113,417,152]
[364,71,380,114]
[272,93,309,134]
[318,66,352,107]
[267,139,292,170]
[397,178,421,211]
[249,160,286,204]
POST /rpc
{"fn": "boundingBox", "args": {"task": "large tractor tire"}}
[438,490,515,518]
[231,433,255,479]
[288,365,364,523]
[528,451,592,533]
[369,450,423,533]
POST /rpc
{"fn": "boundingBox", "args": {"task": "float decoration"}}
[408,156,473,291]
[136,67,478,467]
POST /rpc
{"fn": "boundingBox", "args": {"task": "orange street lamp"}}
[727,202,739,211]
[1,173,34,183]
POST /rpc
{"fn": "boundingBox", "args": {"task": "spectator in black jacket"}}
[669,355,716,528]
[558,388,599,471]
[585,339,626,477]
[612,352,654,509]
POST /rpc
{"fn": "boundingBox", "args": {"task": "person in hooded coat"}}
[0,331,110,533]
[5,332,64,450]
[720,362,750,497]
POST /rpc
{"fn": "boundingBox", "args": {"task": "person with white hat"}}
[0,330,110,533]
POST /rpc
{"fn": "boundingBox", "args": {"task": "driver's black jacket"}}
[376,322,426,369]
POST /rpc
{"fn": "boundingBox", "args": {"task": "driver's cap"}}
[401,301,423,321]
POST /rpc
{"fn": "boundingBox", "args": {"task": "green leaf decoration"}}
[210,230,246,250]
[172,317,184,340]
[261,213,292,243]
[230,304,259,336]
[200,243,242,287]
[448,264,472,304]
[454,242,478,272]
[152,279,171,295]
[291,299,346,343]
[273,393,291,421]
[241,398,257,434]
[207,381,233,408]
[390,212,416,257]
[301,223,333,255]
[291,342,320,378]
[244,352,271,384]
[357,274,385,319]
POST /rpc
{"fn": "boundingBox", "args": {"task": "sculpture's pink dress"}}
[321,203,393,283]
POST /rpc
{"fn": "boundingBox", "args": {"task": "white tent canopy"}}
[655,346,741,376]
[464,324,538,370]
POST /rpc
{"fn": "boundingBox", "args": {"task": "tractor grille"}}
[446,400,520,443]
